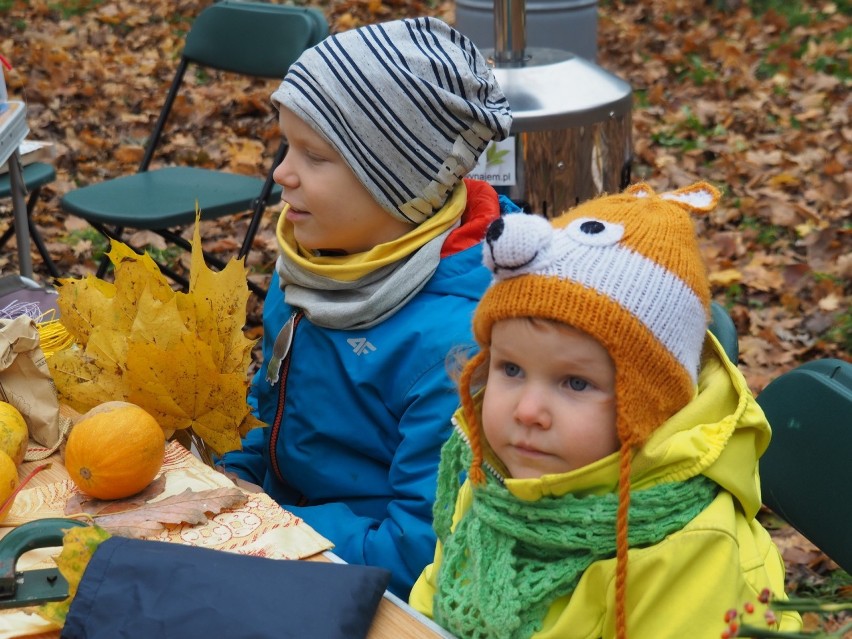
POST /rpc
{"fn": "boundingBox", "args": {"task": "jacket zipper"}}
[268,311,302,488]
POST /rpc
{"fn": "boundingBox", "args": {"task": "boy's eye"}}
[567,377,588,391]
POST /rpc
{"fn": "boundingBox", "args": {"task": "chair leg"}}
[239,141,287,261]
[26,187,62,279]
[27,217,61,278]
[0,185,43,248]
[0,187,61,278]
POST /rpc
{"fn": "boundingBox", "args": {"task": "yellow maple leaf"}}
[48,213,260,461]
[126,332,250,454]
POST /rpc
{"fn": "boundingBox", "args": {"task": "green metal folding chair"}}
[709,300,738,363]
[0,161,61,278]
[59,1,328,296]
[758,359,852,573]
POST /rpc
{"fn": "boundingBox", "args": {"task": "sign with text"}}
[467,137,516,186]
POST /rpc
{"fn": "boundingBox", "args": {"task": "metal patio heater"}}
[485,0,633,217]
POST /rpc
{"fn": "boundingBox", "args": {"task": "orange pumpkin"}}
[64,402,165,500]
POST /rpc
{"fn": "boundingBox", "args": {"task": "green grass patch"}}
[748,0,851,81]
[668,55,721,88]
[145,245,184,271]
[722,284,744,308]
[823,307,852,352]
[632,89,650,109]
[61,228,110,262]
[788,568,852,601]
[813,54,851,80]
[739,215,791,247]
[650,107,727,157]
[47,0,105,18]
[747,0,814,28]
[686,54,718,86]
[651,129,699,152]
[194,68,212,85]
[60,228,184,272]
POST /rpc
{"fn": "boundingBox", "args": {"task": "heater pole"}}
[494,0,526,64]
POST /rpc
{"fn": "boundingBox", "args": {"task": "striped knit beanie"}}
[458,181,721,639]
[270,17,513,225]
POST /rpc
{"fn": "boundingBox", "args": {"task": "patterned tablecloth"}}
[0,440,333,637]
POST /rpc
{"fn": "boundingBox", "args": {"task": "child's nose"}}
[273,152,297,188]
[514,386,551,430]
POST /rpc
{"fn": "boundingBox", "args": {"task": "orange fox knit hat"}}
[458,181,721,639]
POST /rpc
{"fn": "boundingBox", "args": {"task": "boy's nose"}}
[273,153,297,188]
[513,386,551,430]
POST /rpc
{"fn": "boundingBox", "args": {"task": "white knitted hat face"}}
[484,211,707,384]
[271,17,513,224]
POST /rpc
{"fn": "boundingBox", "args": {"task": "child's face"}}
[273,107,415,254]
[481,318,619,479]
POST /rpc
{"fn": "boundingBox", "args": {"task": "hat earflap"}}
[459,349,488,485]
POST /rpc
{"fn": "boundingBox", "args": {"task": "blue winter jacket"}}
[221,180,519,597]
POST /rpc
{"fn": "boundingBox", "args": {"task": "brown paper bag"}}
[0,315,66,458]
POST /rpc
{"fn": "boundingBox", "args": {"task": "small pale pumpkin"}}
[64,402,165,500]
[0,402,28,466]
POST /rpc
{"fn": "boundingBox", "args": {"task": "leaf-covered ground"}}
[1,0,850,624]
[2,0,847,390]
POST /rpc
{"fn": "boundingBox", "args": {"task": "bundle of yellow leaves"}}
[47,216,263,464]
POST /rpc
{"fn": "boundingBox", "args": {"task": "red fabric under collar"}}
[440,179,501,258]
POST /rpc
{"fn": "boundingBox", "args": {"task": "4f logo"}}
[347,337,376,356]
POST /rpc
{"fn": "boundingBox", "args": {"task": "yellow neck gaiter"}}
[277,182,467,283]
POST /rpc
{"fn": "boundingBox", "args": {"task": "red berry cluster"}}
[720,588,778,638]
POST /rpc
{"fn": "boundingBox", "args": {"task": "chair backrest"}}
[139,1,328,172]
[757,359,852,572]
[709,301,738,363]
[184,2,329,78]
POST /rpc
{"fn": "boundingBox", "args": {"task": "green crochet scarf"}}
[431,431,719,639]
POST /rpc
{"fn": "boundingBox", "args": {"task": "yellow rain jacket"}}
[410,335,801,638]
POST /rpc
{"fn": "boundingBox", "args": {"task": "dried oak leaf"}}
[68,486,248,539]
[64,475,168,516]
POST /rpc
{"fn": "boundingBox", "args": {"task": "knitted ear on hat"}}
[271,17,513,225]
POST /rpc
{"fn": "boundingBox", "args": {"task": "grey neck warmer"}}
[275,223,456,330]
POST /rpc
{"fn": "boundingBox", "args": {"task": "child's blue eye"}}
[503,362,521,377]
[568,377,588,391]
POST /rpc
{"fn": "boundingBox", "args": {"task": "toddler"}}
[410,182,801,638]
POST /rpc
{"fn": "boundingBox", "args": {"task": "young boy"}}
[219,17,514,598]
[409,183,801,638]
